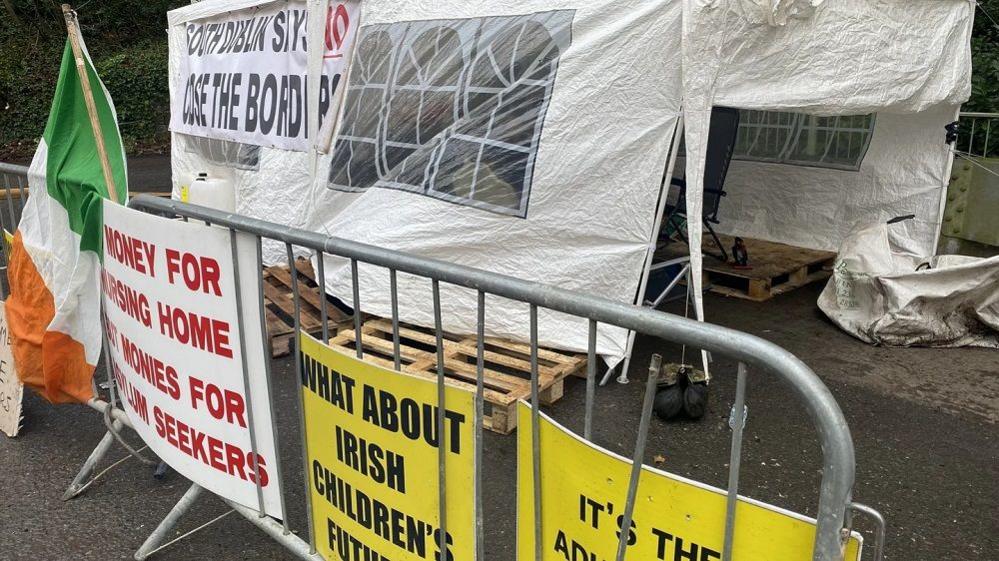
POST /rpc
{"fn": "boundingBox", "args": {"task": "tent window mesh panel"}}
[180,134,260,171]
[733,110,875,170]
[328,11,573,217]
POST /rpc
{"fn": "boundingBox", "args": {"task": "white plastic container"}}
[175,171,204,203]
[189,173,236,212]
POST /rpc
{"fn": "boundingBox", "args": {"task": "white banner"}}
[101,201,282,517]
[0,302,24,438]
[171,0,360,151]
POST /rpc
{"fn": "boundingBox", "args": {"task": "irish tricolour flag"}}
[7,38,128,403]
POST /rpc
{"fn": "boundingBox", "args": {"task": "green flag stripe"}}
[42,40,128,258]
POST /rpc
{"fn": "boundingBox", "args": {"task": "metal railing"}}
[957,112,999,159]
[0,162,29,296]
[126,194,864,561]
[0,160,882,559]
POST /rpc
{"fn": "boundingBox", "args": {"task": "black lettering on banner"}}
[651,528,721,561]
[327,518,391,561]
[360,384,467,454]
[300,351,356,413]
[335,425,407,493]
[260,74,277,134]
[553,529,598,561]
[272,11,287,52]
[312,460,452,559]
[245,74,260,132]
[291,8,308,51]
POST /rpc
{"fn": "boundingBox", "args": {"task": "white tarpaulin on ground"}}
[680,0,973,332]
[818,221,999,348]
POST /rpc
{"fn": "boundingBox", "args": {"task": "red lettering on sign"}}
[104,225,157,277]
[152,406,269,486]
[324,4,349,59]
[156,302,233,358]
[189,376,247,428]
[165,248,223,296]
[119,332,181,400]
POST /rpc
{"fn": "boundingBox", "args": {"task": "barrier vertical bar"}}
[287,242,316,553]
[615,354,661,561]
[316,251,329,344]
[229,229,266,517]
[584,319,597,441]
[16,173,26,216]
[257,236,290,533]
[475,290,485,560]
[722,362,748,561]
[351,259,363,358]
[530,304,542,561]
[3,174,16,236]
[390,269,401,370]
[431,280,448,560]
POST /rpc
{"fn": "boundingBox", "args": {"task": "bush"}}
[96,41,172,152]
[0,1,182,157]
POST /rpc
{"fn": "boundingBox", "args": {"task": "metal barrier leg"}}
[62,420,122,500]
[134,483,205,560]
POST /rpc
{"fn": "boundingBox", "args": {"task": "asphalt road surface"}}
[1,283,996,560]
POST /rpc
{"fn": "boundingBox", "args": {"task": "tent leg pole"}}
[609,117,686,387]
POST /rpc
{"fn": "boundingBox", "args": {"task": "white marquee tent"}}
[167,0,974,365]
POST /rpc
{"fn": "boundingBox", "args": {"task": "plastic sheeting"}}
[818,221,999,348]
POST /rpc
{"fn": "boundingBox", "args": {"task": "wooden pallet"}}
[658,233,835,302]
[328,317,587,434]
[263,258,351,357]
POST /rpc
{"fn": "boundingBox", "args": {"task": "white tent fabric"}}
[680,0,974,337]
[170,0,685,360]
[710,105,960,255]
[167,0,974,364]
[309,0,684,360]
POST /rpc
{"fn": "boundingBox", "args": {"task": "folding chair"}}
[662,106,741,262]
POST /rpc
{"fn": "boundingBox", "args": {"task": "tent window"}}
[733,110,875,170]
[327,12,573,217]
[180,133,260,171]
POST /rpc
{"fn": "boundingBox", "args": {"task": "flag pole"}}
[61,4,119,204]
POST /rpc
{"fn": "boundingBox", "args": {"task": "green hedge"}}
[95,41,172,151]
[1,38,171,155]
[0,1,182,157]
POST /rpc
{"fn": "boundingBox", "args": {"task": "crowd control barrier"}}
[0,162,29,296]
[0,162,885,561]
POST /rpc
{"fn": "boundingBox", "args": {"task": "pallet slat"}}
[328,317,586,434]
[657,234,835,302]
[263,258,350,357]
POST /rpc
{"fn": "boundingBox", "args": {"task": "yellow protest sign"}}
[517,403,862,561]
[300,333,476,561]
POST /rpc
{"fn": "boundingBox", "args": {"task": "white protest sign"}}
[0,302,24,438]
[171,0,360,151]
[101,201,282,517]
